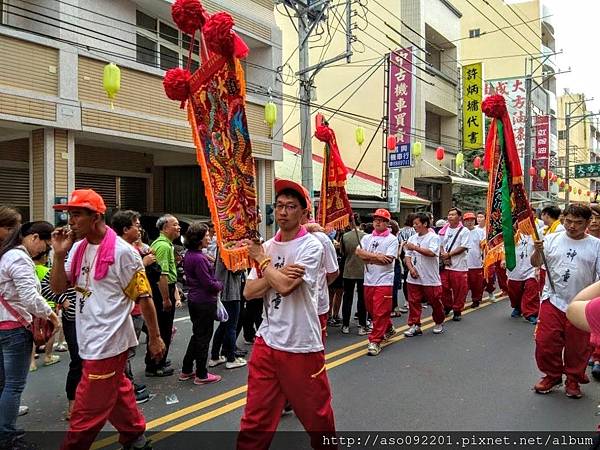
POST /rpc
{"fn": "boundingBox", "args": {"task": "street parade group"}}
[2,1,600,449]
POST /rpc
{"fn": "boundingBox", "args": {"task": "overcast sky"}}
[545,0,600,112]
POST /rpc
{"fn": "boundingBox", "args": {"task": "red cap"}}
[52,189,107,214]
[463,212,476,220]
[373,208,391,221]
[274,179,312,209]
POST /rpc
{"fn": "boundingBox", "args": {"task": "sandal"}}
[44,355,61,366]
[390,311,402,317]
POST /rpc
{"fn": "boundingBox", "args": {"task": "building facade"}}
[0,0,282,237]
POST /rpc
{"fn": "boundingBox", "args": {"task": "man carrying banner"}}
[531,204,600,398]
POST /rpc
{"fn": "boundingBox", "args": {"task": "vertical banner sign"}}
[462,63,483,149]
[388,169,399,212]
[532,115,550,192]
[485,78,527,161]
[388,47,413,146]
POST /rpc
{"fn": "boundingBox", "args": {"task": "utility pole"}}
[564,96,594,203]
[279,0,353,199]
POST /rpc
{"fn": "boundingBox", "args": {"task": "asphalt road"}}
[19,296,600,449]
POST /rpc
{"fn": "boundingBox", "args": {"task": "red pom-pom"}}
[163,68,191,107]
[481,94,506,118]
[172,0,208,35]
[203,12,235,57]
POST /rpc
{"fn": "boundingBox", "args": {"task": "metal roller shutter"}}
[75,173,117,208]
[121,176,147,211]
[0,167,29,219]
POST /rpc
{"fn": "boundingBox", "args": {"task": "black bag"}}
[439,227,464,272]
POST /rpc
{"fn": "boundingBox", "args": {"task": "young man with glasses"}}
[238,179,336,450]
[356,208,399,356]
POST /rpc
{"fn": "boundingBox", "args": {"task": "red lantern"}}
[473,156,482,170]
[587,191,591,197]
[548,171,554,179]
[560,181,565,188]
[435,146,445,161]
[315,112,325,129]
[578,188,582,195]
[387,135,397,151]
[529,166,537,176]
[551,174,558,183]
[568,185,573,192]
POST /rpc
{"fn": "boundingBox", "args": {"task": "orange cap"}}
[274,179,312,209]
[53,189,107,214]
[373,208,391,221]
[463,212,476,220]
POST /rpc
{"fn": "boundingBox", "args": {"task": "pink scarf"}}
[438,222,463,236]
[70,227,117,285]
[274,225,308,242]
[372,228,390,237]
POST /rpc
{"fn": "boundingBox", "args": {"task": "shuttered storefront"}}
[0,138,30,219]
[164,166,209,216]
[75,173,118,209]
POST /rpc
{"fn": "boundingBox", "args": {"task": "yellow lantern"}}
[557,177,562,185]
[264,101,277,138]
[103,63,121,110]
[540,168,547,179]
[564,183,570,191]
[456,151,464,167]
[412,141,422,159]
[355,126,365,148]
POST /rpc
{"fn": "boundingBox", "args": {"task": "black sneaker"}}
[444,307,452,316]
[136,390,150,404]
[145,367,174,377]
[134,383,147,394]
[122,439,153,450]
[452,312,462,321]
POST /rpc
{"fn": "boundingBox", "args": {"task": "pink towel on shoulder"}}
[70,227,117,285]
[438,222,463,236]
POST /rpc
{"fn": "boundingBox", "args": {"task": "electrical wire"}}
[481,0,540,54]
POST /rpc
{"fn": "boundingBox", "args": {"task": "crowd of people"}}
[2,181,600,449]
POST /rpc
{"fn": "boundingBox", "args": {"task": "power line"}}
[481,0,540,54]
[506,3,544,42]
[448,13,552,44]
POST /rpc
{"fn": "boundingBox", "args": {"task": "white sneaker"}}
[404,324,422,337]
[225,357,247,369]
[208,356,227,367]
[357,326,368,336]
[341,326,350,334]
[432,324,444,334]
[18,405,29,416]
[384,327,396,341]
[488,292,497,303]
[367,342,381,356]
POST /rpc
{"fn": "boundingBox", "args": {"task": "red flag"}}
[315,124,353,230]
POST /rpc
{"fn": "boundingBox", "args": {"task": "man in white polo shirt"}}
[356,208,399,356]
[403,212,445,337]
[238,179,335,449]
[507,235,540,324]
[464,212,485,308]
[440,207,470,322]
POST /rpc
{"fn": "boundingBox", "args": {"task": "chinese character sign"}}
[462,63,483,149]
[388,47,413,145]
[389,143,412,169]
[388,169,399,212]
[485,78,526,158]
[535,115,549,158]
[574,163,600,179]
[531,158,549,192]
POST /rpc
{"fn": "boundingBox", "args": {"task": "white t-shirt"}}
[249,233,324,353]
[541,232,600,312]
[405,231,441,286]
[66,237,144,360]
[466,227,485,269]
[361,233,399,286]
[312,232,339,315]
[507,235,536,281]
[440,226,470,272]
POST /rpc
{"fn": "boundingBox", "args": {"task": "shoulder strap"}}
[446,226,464,253]
[0,293,30,328]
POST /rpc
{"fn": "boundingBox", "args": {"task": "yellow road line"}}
[94,297,505,448]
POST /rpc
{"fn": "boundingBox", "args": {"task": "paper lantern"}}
[551,174,558,183]
[557,177,562,185]
[456,152,464,167]
[549,171,554,179]
[473,156,482,170]
[540,168,547,179]
[355,127,365,147]
[560,181,565,189]
[529,166,537,176]
[264,101,277,138]
[413,141,422,159]
[387,135,397,151]
[578,188,582,195]
[435,146,445,162]
[103,63,121,109]
[588,191,591,197]
[568,185,573,192]
[315,112,325,129]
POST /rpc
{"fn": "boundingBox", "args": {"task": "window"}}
[469,28,481,38]
[0,0,4,25]
[558,130,566,140]
[425,42,441,71]
[426,111,441,144]
[135,10,201,72]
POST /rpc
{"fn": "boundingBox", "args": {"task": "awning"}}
[277,144,431,206]
[418,175,488,189]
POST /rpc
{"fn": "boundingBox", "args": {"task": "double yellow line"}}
[92,298,504,449]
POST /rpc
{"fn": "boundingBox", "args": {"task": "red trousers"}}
[363,285,393,344]
[441,270,468,312]
[495,262,508,292]
[406,284,444,326]
[535,300,592,383]
[507,278,540,318]
[61,351,145,450]
[238,337,336,450]
[319,313,328,346]
[467,268,485,303]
